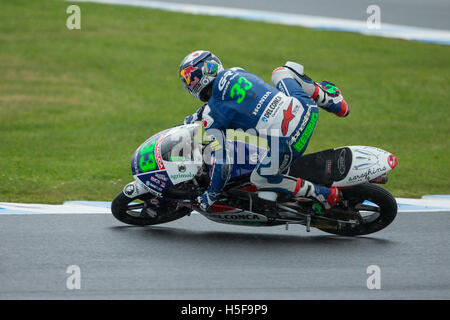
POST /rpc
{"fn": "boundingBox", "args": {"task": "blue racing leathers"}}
[187,67,340,210]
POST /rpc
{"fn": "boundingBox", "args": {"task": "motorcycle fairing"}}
[334,146,398,187]
[289,146,398,187]
[131,125,204,196]
[131,124,268,196]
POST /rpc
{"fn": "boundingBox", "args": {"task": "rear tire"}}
[111,191,191,226]
[317,183,397,236]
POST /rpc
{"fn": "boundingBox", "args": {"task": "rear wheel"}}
[111,191,191,226]
[317,183,397,236]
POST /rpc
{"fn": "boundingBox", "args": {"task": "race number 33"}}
[139,140,157,172]
[230,76,253,104]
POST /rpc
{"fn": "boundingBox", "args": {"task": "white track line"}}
[72,0,450,45]
[1,197,450,214]
[0,201,111,214]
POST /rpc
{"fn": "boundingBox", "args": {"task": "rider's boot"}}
[251,171,300,219]
[252,170,340,216]
[272,62,349,117]
[292,178,341,214]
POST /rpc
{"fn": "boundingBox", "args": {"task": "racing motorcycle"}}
[111,123,399,236]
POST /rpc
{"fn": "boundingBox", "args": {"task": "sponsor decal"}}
[222,72,239,100]
[209,139,222,151]
[261,116,268,123]
[155,173,168,182]
[348,166,387,182]
[290,107,312,143]
[124,184,135,196]
[170,172,195,180]
[141,182,162,197]
[292,112,318,152]
[279,153,291,172]
[387,154,398,169]
[263,95,282,119]
[145,180,163,192]
[154,135,166,170]
[218,70,234,91]
[338,149,346,174]
[200,77,210,86]
[202,60,219,76]
[213,213,263,221]
[137,171,172,194]
[178,164,186,173]
[150,176,161,184]
[148,173,169,189]
[252,91,272,115]
[325,160,332,174]
[151,183,163,192]
[180,65,198,85]
[292,101,303,115]
[188,77,200,90]
[281,99,295,136]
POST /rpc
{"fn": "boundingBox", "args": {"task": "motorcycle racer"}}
[179,50,349,215]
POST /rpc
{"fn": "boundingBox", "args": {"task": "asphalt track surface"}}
[161,0,450,30]
[1,212,449,299]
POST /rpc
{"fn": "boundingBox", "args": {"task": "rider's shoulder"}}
[214,67,246,92]
[216,67,246,79]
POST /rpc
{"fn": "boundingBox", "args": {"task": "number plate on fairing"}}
[131,130,172,196]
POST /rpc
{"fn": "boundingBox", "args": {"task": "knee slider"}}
[284,61,305,75]
[271,67,296,87]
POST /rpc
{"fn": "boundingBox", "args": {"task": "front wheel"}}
[111,191,191,226]
[317,183,397,236]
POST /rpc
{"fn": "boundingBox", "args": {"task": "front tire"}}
[111,191,191,226]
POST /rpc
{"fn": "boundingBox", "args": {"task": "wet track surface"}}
[1,212,449,299]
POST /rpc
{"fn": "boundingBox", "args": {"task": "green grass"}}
[0,0,449,203]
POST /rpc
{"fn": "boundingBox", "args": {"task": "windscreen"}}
[160,125,202,162]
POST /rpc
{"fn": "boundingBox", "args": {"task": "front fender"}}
[122,180,152,198]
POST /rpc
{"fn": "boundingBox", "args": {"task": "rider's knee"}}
[271,66,295,87]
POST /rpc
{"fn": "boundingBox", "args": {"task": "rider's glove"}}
[317,81,349,117]
[184,114,197,125]
[196,190,219,211]
[184,104,207,125]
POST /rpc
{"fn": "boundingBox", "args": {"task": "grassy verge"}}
[0,0,449,203]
